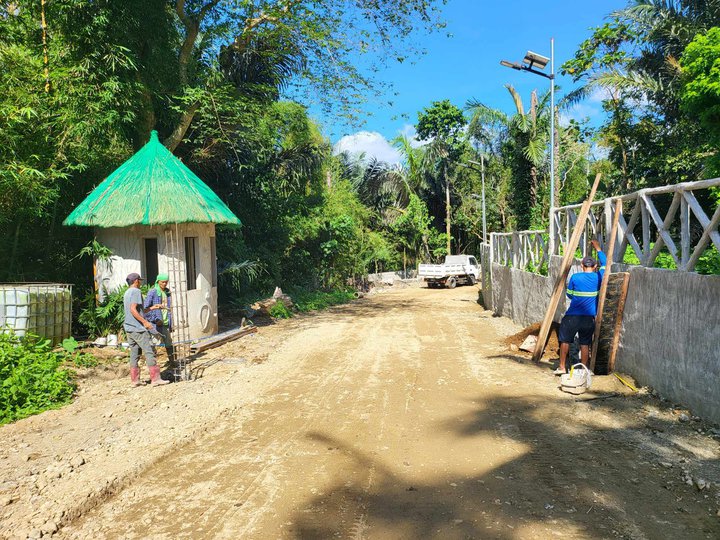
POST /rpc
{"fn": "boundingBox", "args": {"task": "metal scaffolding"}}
[165,225,192,381]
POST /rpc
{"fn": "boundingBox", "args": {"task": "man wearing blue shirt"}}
[554,239,607,375]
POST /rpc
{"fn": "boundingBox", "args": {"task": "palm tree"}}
[467,85,551,230]
[561,0,720,190]
[392,134,429,195]
[421,138,453,253]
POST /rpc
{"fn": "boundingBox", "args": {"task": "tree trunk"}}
[166,0,219,151]
[529,166,538,209]
[164,102,200,151]
[135,83,156,149]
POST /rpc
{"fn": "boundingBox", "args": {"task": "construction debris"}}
[251,288,294,316]
[189,325,258,355]
[519,334,537,353]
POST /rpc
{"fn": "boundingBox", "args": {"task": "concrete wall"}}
[488,255,569,327]
[485,258,720,423]
[616,267,720,423]
[367,270,417,284]
[96,223,218,339]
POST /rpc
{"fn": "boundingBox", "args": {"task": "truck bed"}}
[418,264,473,279]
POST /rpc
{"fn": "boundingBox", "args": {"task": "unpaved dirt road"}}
[2,285,720,539]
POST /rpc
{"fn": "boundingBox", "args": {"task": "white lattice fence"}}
[551,178,720,272]
[490,231,548,272]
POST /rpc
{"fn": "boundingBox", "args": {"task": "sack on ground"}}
[560,363,593,395]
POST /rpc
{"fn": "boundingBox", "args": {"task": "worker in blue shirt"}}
[554,239,607,375]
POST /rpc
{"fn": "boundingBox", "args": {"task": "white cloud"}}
[560,102,601,126]
[333,131,402,165]
[397,124,428,148]
[588,87,614,103]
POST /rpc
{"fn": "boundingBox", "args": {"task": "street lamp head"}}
[500,59,522,70]
[523,50,549,70]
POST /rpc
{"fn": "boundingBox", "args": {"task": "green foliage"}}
[525,260,549,276]
[269,302,293,319]
[620,244,720,275]
[0,0,448,304]
[78,286,134,337]
[696,246,720,275]
[466,84,568,231]
[291,289,356,312]
[680,27,720,175]
[416,100,467,157]
[390,193,436,266]
[0,332,76,425]
[69,352,99,368]
[560,2,719,193]
[61,337,79,354]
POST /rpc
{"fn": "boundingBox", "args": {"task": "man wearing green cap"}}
[144,274,175,364]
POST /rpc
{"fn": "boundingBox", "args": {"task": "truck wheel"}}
[467,275,476,286]
[446,277,457,289]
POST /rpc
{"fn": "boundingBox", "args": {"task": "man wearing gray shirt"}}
[124,273,169,387]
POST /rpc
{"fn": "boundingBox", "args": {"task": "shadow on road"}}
[291,393,720,539]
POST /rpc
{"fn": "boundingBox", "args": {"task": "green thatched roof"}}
[64,131,240,228]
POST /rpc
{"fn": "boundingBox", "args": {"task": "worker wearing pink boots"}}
[123,272,169,387]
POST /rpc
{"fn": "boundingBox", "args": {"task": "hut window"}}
[184,237,198,291]
[210,237,217,287]
[143,238,159,285]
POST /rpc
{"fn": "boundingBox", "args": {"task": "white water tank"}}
[0,284,72,346]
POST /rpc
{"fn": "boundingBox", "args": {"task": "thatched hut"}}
[64,131,240,339]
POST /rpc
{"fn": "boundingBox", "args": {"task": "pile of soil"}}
[504,321,560,360]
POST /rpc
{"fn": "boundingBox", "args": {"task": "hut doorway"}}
[143,238,159,285]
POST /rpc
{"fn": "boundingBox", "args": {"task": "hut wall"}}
[96,223,218,339]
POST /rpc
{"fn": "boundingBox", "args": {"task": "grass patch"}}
[290,288,356,313]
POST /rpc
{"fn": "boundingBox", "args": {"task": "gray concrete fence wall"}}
[367,270,417,284]
[616,267,720,423]
[484,260,720,424]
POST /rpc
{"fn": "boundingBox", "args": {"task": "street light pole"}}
[465,158,488,245]
[500,39,557,254]
[549,37,556,256]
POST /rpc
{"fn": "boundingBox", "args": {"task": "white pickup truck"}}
[418,254,480,289]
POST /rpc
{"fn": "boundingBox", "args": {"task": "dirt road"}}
[2,285,720,539]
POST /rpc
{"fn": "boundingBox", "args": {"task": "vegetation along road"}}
[2,286,719,539]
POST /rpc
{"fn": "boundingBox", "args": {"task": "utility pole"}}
[445,162,451,254]
[481,155,487,244]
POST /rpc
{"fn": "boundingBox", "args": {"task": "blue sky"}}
[324,0,628,164]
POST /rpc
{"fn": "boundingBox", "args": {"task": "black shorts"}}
[558,315,595,345]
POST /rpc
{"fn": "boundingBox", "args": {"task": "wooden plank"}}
[532,173,602,363]
[189,326,258,354]
[641,197,650,262]
[608,272,631,372]
[617,199,643,261]
[684,191,720,254]
[590,199,622,372]
[680,195,690,269]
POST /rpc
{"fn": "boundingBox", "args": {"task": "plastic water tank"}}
[0,283,72,346]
